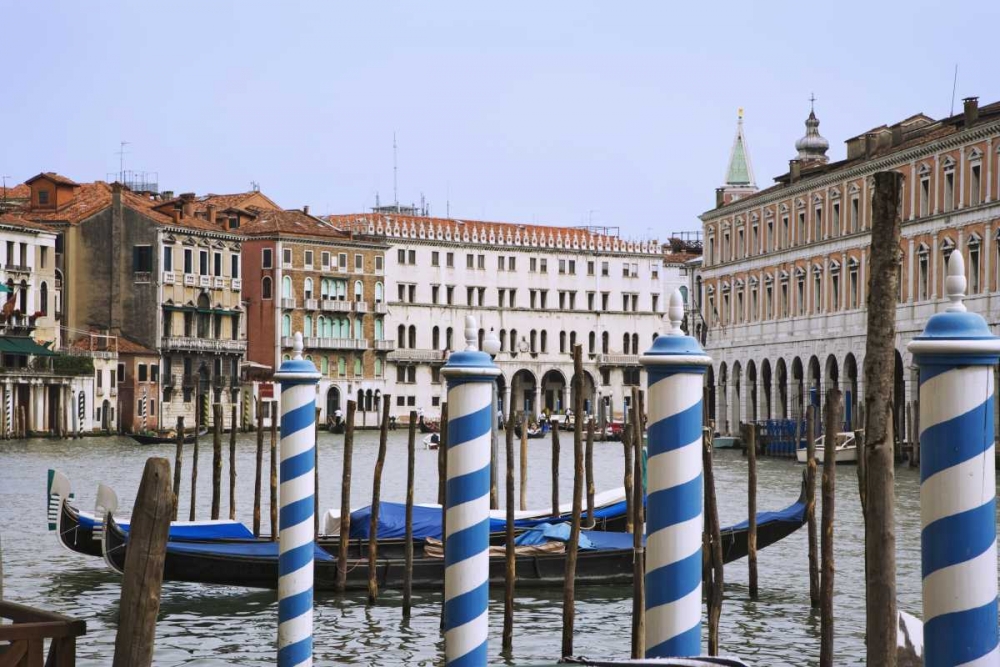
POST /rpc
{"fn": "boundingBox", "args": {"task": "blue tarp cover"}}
[80,513,254,540]
[167,540,335,561]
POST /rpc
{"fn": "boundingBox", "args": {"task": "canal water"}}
[0,430,931,665]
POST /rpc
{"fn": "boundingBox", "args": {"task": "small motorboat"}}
[130,426,208,445]
[796,431,859,464]
[422,433,440,450]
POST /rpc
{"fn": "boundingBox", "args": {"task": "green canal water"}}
[0,431,932,665]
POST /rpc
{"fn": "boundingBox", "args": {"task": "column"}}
[908,250,1000,666]
[502,385,512,421]
[640,290,710,657]
[931,237,939,299]
[909,161,917,221]
[533,386,541,419]
[273,332,321,667]
[959,146,966,208]
[986,138,993,203]
[935,154,942,215]
[908,239,916,303]
[440,316,500,666]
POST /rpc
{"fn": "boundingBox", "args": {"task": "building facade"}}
[242,208,389,425]
[698,97,1000,439]
[326,212,690,422]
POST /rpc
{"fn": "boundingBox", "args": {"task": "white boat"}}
[422,433,440,450]
[796,431,859,464]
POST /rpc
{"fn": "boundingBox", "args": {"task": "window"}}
[446,286,454,305]
[357,254,365,271]
[138,364,148,382]
[478,255,485,269]
[529,290,536,309]
[831,268,841,311]
[398,249,406,264]
[262,277,272,299]
[354,281,363,300]
[199,250,209,275]
[432,285,440,304]
[600,261,608,277]
[262,248,273,269]
[116,363,125,383]
[622,263,629,278]
[601,292,609,310]
[970,163,982,206]
[781,217,789,248]
[919,176,930,217]
[282,275,292,299]
[651,265,659,280]
[796,275,805,315]
[283,248,292,267]
[850,197,859,233]
[446,252,454,267]
[651,294,659,312]
[477,287,485,306]
[508,256,516,271]
[467,254,474,269]
[969,239,981,293]
[539,290,546,309]
[163,247,173,272]
[569,292,576,309]
[540,258,548,274]
[813,208,822,240]
[944,166,955,212]
[282,314,291,336]
[339,253,347,270]
[214,252,222,277]
[354,358,362,376]
[375,282,383,302]
[38,190,49,205]
[832,202,841,234]
[918,248,929,300]
[766,221,774,252]
[322,252,330,269]
[305,279,316,300]
[432,251,440,267]
[530,258,537,272]
[568,260,576,274]
[133,246,152,272]
[39,281,47,315]
[231,254,239,279]
[588,292,595,311]
[813,271,822,313]
[397,284,405,301]
[304,250,313,268]
[751,225,759,255]
[849,263,859,308]
[498,256,505,271]
[559,292,567,310]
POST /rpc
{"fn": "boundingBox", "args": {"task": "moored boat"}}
[796,431,859,464]
[130,426,208,446]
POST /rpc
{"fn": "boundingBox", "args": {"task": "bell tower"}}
[717,109,758,207]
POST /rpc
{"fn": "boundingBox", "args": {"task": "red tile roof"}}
[0,184,30,201]
[241,208,352,240]
[70,333,155,356]
[0,211,65,232]
[25,172,79,187]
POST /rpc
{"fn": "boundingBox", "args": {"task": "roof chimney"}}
[162,190,174,201]
[715,187,725,208]
[180,193,195,219]
[963,96,979,127]
[865,133,878,159]
[206,204,217,225]
[789,159,802,184]
[171,209,180,224]
[303,205,310,216]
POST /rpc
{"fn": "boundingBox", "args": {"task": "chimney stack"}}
[865,133,878,159]
[171,209,180,224]
[180,193,195,219]
[303,205,310,216]
[206,204,217,225]
[715,187,725,208]
[789,160,801,184]
[963,96,979,127]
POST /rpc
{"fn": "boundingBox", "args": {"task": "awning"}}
[0,337,56,356]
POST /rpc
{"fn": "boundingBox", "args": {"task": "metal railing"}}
[162,337,248,353]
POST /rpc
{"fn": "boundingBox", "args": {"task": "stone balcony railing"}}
[353,301,368,313]
[304,298,319,311]
[374,339,395,351]
[231,278,242,291]
[373,302,387,314]
[321,300,351,312]
[284,336,368,351]
[281,298,297,309]
[162,337,248,353]
[198,275,211,288]
[596,354,640,366]
[387,348,446,363]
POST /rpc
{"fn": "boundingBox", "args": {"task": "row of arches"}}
[262,276,384,303]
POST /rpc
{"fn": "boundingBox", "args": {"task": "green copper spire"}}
[725,109,755,187]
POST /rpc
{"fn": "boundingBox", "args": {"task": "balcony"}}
[96,384,105,396]
[213,374,229,388]
[0,315,37,335]
[110,386,118,397]
[198,275,211,288]
[291,337,369,351]
[321,300,351,312]
[163,271,176,284]
[281,298,297,309]
[596,354,640,366]
[162,337,248,354]
[182,374,198,387]
[374,302,387,314]
[374,339,395,351]
[183,274,196,286]
[231,278,242,291]
[5,263,29,274]
[164,373,180,387]
[304,298,319,310]
[387,349,446,363]
[353,301,368,313]
[213,276,227,289]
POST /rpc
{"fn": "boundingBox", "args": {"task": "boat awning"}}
[0,337,57,356]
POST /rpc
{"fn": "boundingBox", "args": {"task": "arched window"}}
[303,315,312,337]
[39,282,48,315]
[398,324,406,348]
[354,317,363,339]
[623,333,630,354]
[374,358,383,377]
[560,331,566,353]
[304,278,313,300]
[282,313,291,336]
[446,327,454,350]
[499,329,507,352]
[338,357,347,375]
[317,316,327,338]
[197,293,210,338]
[375,282,384,303]
[569,331,576,351]
[374,319,383,341]
[408,325,416,348]
[602,331,609,354]
[354,280,363,300]
[530,330,537,353]
[632,333,639,353]
[262,276,272,299]
[357,388,365,408]
[588,331,595,354]
[282,276,292,299]
[320,356,328,374]
[478,328,485,351]
[432,326,440,349]
[340,317,350,338]
[540,330,548,353]
[509,329,517,353]
[355,358,363,376]
[365,389,373,411]
[19,280,27,313]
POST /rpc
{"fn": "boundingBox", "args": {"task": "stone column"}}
[907,239,916,303]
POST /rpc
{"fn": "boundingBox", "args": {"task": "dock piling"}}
[229,405,237,521]
[403,410,417,619]
[438,401,448,632]
[806,404,819,609]
[820,387,842,667]
[270,400,278,542]
[367,396,390,604]
[253,395,264,538]
[585,417,595,528]
[550,420,560,517]
[189,408,200,521]
[502,409,516,657]
[211,403,222,520]
[335,400,356,593]
[519,411,528,511]
[561,345,585,658]
[314,407,321,537]
[172,416,184,521]
[702,425,724,655]
[623,420,634,535]
[747,421,759,600]
[630,386,644,659]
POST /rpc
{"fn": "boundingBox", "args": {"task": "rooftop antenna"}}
[116,141,130,183]
[393,132,398,207]
[949,64,959,117]
[1,176,10,207]
[809,92,816,113]
[446,181,450,219]
[250,180,260,192]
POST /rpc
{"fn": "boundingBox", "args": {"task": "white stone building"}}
[330,211,693,422]
[698,97,1000,440]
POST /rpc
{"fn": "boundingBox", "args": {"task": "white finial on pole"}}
[293,332,304,359]
[667,289,685,335]
[465,315,478,351]
[945,249,967,312]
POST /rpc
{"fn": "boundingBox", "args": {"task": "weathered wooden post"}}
[335,400,356,593]
[585,418,595,528]
[172,416,184,521]
[502,410,516,657]
[437,402,448,506]
[908,249,1000,667]
[863,170,903,665]
[270,400,278,541]
[806,404,819,609]
[639,290,710,658]
[820,388,842,667]
[550,421,560,517]
[519,412,528,511]
[314,407,321,537]
[273,333,320,667]
[702,426,724,655]
[212,403,223,520]
[253,395,264,537]
[623,422,634,534]
[112,457,172,667]
[746,422,759,600]
[440,316,499,665]
[403,410,417,618]
[189,408,200,521]
[630,388,644,659]
[367,397,391,604]
[561,345,585,658]
[229,404,237,521]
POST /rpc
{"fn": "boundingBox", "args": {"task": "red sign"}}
[260,383,274,399]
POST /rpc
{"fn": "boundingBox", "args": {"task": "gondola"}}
[514,424,546,439]
[130,426,208,445]
[101,474,807,591]
[47,470,254,558]
[328,416,346,434]
[417,415,439,433]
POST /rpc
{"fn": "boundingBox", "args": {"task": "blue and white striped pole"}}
[908,249,1000,667]
[273,332,321,667]
[440,315,500,666]
[640,289,711,658]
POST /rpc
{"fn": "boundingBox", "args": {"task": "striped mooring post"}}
[141,386,148,433]
[273,332,321,667]
[640,289,711,658]
[440,315,500,666]
[908,249,1000,667]
[77,391,85,433]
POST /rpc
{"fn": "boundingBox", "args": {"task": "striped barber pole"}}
[640,289,711,658]
[909,250,1000,667]
[273,332,321,667]
[440,315,499,666]
[5,388,12,437]
[141,386,148,433]
[78,391,85,427]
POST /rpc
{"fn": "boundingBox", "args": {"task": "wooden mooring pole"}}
[519,412,528,512]
[229,405,237,521]
[550,421,560,517]
[403,410,417,619]
[367,397,390,604]
[315,407,321,537]
[438,401,449,632]
[172,416,183,521]
[703,425,724,655]
[253,395,264,537]
[806,404,820,609]
[561,345,585,658]
[820,388,842,667]
[112,457,172,667]
[585,418,595,528]
[335,400,356,593]
[623,420,634,534]
[189,408,200,521]
[270,400,278,541]
[211,403,222,520]
[630,387,645,658]
[502,409,516,657]
[862,170,902,665]
[746,422,759,600]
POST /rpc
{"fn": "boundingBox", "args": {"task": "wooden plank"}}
[112,458,172,667]
[172,417,183,521]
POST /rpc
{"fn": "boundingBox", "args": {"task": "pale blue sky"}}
[2,1,996,237]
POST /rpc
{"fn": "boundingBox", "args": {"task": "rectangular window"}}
[432,285,440,304]
[408,285,415,302]
[832,273,840,311]
[446,286,454,304]
[651,294,659,312]
[117,363,125,384]
[850,198,859,233]
[283,248,292,267]
[601,261,608,277]
[467,287,474,306]
[508,256,516,271]
[398,248,406,264]
[539,290,546,309]
[375,255,383,272]
[262,248,272,269]
[813,273,822,313]
[431,251,439,267]
[971,164,982,206]
[509,289,516,308]
[138,364,148,382]
[540,259,548,274]
[406,251,414,266]
[213,252,222,277]
[918,254,928,300]
[477,287,485,306]
[322,252,330,268]
[530,290,537,309]
[530,258,537,272]
[814,208,823,240]
[601,292,609,310]
[588,292,595,310]
[304,250,313,268]
[466,254,474,269]
[919,178,930,216]
[832,202,841,234]
[970,244,981,293]
[751,226,759,254]
[339,253,347,270]
[651,266,659,280]
[559,259,567,274]
[499,288,507,308]
[498,256,505,271]
[199,250,209,275]
[477,255,485,269]
[163,247,173,272]
[132,246,153,272]
[569,292,576,309]
[622,263,629,278]
[231,254,239,279]
[397,284,405,301]
[569,260,576,274]
[944,171,955,212]
[446,252,454,267]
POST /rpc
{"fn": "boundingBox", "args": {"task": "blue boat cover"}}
[728,500,806,531]
[348,500,631,540]
[167,539,335,561]
[79,513,254,540]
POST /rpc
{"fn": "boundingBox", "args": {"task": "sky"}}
[2,1,998,239]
